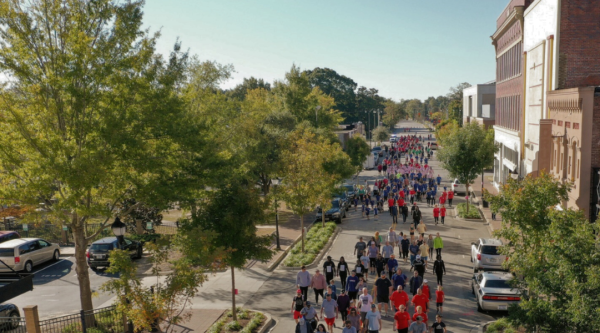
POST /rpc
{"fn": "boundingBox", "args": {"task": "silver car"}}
[0,238,60,273]
[472,271,521,311]
[471,238,506,272]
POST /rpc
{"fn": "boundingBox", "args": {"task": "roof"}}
[92,237,118,244]
[480,238,504,246]
[0,238,34,248]
[0,231,18,235]
[481,271,513,280]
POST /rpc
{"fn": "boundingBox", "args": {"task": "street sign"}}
[146,222,153,230]
[22,224,28,231]
[62,225,68,231]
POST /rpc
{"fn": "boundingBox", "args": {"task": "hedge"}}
[456,203,481,219]
[283,222,336,267]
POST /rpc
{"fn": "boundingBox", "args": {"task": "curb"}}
[278,226,342,271]
[253,310,273,333]
[266,233,303,272]
[453,206,484,222]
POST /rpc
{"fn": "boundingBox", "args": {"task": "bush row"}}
[284,222,336,267]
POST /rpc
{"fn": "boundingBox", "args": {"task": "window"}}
[566,122,571,128]
[574,123,580,129]
[0,249,14,257]
[484,280,512,289]
[19,245,30,255]
[497,43,522,82]
[558,121,563,126]
[38,240,50,247]
[481,246,499,255]
[561,153,564,170]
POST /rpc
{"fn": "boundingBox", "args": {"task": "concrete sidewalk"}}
[470,171,503,235]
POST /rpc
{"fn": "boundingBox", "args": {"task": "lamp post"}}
[271,178,281,250]
[365,110,372,148]
[111,217,127,250]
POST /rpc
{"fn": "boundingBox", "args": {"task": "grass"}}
[262,210,293,225]
[255,227,275,237]
[486,318,520,333]
[207,308,266,333]
[283,222,336,267]
[456,203,482,219]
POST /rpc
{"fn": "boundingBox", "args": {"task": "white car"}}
[472,271,521,312]
[390,136,398,143]
[452,179,473,195]
[471,238,506,272]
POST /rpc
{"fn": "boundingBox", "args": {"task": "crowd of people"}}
[294,133,451,333]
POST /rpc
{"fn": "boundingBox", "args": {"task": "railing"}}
[0,316,26,333]
[37,305,126,333]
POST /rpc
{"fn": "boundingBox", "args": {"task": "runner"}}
[291,289,305,324]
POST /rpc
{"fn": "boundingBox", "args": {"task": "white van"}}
[0,238,60,273]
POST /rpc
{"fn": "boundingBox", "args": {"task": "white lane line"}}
[32,259,66,275]
[40,294,55,297]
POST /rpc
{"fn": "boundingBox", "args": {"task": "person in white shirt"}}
[358,288,373,324]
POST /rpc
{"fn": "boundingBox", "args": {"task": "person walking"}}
[337,289,350,323]
[373,273,393,317]
[402,204,409,224]
[360,253,370,282]
[394,304,411,333]
[320,293,338,333]
[411,288,428,317]
[301,302,319,331]
[387,255,398,280]
[440,207,446,225]
[338,257,349,290]
[432,255,446,286]
[433,205,440,225]
[358,288,374,325]
[355,259,366,281]
[408,316,427,333]
[401,235,410,263]
[375,253,387,278]
[436,175,441,186]
[419,240,430,268]
[295,317,315,333]
[435,286,445,315]
[346,270,360,300]
[433,233,443,257]
[382,241,394,261]
[391,268,408,292]
[390,285,410,312]
[355,237,367,260]
[310,270,327,305]
[431,314,447,333]
[387,227,398,249]
[412,205,422,227]
[316,324,327,332]
[409,271,423,297]
[427,234,434,260]
[409,240,419,267]
[292,289,305,324]
[297,265,311,302]
[364,304,382,333]
[447,191,454,207]
[416,220,427,238]
[368,242,379,277]
[347,308,361,332]
[412,306,428,326]
[342,320,357,333]
[323,256,336,284]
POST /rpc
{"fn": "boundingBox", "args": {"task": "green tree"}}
[447,99,463,125]
[406,99,424,120]
[382,100,406,129]
[437,123,496,213]
[485,173,600,332]
[226,77,272,101]
[373,126,391,145]
[0,0,192,312]
[345,136,371,184]
[182,183,273,321]
[446,82,472,101]
[305,67,358,122]
[356,86,385,133]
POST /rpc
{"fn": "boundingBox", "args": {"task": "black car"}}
[87,237,142,270]
[0,304,21,330]
[342,184,356,200]
[332,191,350,211]
[315,199,346,224]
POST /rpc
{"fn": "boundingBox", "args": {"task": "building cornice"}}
[491,7,525,44]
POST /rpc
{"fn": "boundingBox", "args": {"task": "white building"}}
[462,81,496,128]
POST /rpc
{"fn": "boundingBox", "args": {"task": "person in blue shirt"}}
[426,189,432,207]
[409,241,420,267]
[391,268,408,290]
[436,175,442,185]
[345,270,360,300]
[410,172,415,180]
[365,206,371,220]
[424,158,428,165]
[387,255,399,280]
[417,172,422,180]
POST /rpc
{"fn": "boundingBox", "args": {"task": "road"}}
[245,119,500,333]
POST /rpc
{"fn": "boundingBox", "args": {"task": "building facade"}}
[463,81,496,129]
[491,0,533,187]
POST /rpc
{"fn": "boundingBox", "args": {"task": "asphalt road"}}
[9,257,117,319]
[246,120,502,333]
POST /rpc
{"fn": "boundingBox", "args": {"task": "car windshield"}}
[481,246,499,255]
[331,200,340,209]
[90,243,114,252]
[344,185,354,192]
[0,249,13,257]
[484,279,512,289]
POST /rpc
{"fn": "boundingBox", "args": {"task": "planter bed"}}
[207,308,268,333]
[283,222,338,268]
[455,203,483,220]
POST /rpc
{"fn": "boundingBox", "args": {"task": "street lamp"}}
[111,217,126,249]
[271,178,282,250]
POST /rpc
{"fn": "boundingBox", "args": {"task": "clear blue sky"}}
[143,0,508,101]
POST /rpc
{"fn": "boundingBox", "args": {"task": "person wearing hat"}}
[394,304,411,333]
[297,265,311,302]
[421,279,431,311]
[413,253,425,278]
[295,317,314,333]
[364,304,382,333]
[300,301,319,331]
[323,256,336,284]
[408,315,427,333]
[320,292,338,333]
[291,289,305,324]
[337,289,350,323]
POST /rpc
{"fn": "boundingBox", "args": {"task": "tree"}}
[0,0,192,312]
[356,86,385,134]
[183,183,273,321]
[405,99,424,120]
[446,82,472,101]
[435,119,459,146]
[305,67,357,123]
[485,173,600,332]
[226,77,271,101]
[281,129,339,251]
[437,123,496,213]
[373,126,391,145]
[447,99,463,125]
[382,100,406,129]
[345,136,371,184]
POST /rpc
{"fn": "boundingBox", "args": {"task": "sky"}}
[142,0,508,101]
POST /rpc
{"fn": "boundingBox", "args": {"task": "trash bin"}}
[482,200,489,208]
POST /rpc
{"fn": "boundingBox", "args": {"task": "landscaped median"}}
[283,222,337,267]
[455,202,483,219]
[207,308,269,333]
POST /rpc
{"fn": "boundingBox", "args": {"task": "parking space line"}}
[32,259,65,275]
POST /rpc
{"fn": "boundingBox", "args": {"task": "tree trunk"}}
[322,208,325,228]
[73,214,94,312]
[231,266,237,321]
[465,182,470,214]
[301,215,305,253]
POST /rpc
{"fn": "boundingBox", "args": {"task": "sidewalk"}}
[470,171,503,235]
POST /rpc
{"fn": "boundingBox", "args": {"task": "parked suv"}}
[471,271,521,312]
[0,231,20,244]
[0,238,60,273]
[87,237,142,271]
[315,199,346,224]
[471,238,506,272]
[333,190,350,211]
[342,184,356,200]
[452,179,473,195]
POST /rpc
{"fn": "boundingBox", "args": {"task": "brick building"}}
[491,0,533,187]
[526,0,600,222]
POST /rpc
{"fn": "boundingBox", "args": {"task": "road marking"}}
[40,294,55,297]
[32,259,65,275]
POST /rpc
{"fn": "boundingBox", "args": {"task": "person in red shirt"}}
[399,190,405,199]
[394,304,411,333]
[439,193,446,207]
[390,286,409,311]
[412,306,428,324]
[388,198,395,213]
[433,204,440,225]
[377,164,383,174]
[421,280,431,311]
[398,198,405,208]
[447,190,454,207]
[411,288,428,314]
[435,285,445,314]
[409,189,416,204]
[440,206,446,225]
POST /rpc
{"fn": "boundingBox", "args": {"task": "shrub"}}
[62,323,82,333]
[456,203,481,219]
[225,320,243,332]
[486,318,518,333]
[284,222,336,267]
[240,313,265,333]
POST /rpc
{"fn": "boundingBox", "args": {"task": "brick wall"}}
[558,0,600,89]
[592,94,600,168]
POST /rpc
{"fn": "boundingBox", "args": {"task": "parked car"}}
[390,136,398,143]
[0,238,60,273]
[0,231,20,244]
[430,142,438,150]
[471,238,506,272]
[315,199,346,224]
[342,184,356,200]
[371,146,384,156]
[87,237,142,271]
[452,179,473,195]
[333,190,350,211]
[471,271,521,312]
[0,304,21,330]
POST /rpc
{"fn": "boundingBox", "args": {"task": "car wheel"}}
[90,266,98,272]
[23,261,33,273]
[473,265,478,273]
[477,300,483,313]
[9,311,19,329]
[53,250,60,261]
[136,246,143,259]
